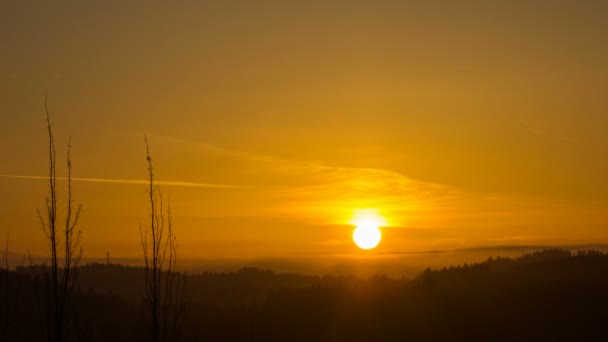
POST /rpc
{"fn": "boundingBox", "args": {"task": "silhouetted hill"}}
[71,263,357,307]
[3,249,608,341]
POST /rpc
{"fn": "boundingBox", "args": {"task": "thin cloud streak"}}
[381,244,608,256]
[0,174,258,189]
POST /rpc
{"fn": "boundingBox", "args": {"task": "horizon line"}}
[7,243,608,260]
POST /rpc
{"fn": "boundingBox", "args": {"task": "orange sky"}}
[1,1,608,270]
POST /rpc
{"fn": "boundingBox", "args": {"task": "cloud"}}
[382,243,608,256]
[0,174,257,189]
[265,163,462,226]
[146,136,476,227]
[518,119,582,146]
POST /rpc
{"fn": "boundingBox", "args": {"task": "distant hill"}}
[2,249,608,341]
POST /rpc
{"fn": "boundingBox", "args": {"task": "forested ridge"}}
[2,249,607,341]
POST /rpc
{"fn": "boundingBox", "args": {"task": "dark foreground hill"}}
[2,249,608,341]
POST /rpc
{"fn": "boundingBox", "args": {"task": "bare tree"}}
[37,96,83,342]
[140,138,186,342]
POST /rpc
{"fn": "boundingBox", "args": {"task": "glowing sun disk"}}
[353,224,381,250]
[351,209,384,250]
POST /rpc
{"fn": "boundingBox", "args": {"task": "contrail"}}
[0,174,257,189]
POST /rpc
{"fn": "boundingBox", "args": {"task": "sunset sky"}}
[1,1,607,273]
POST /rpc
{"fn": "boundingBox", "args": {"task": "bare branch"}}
[36,96,83,342]
[140,138,185,342]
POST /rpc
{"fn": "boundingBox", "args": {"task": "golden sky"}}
[1,1,607,269]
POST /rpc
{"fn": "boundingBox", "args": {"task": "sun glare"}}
[351,209,385,250]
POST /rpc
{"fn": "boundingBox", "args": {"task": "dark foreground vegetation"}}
[2,249,608,341]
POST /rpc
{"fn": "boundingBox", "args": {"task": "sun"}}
[351,210,385,250]
[353,223,382,250]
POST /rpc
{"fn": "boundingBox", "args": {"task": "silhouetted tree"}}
[140,138,185,342]
[37,96,83,342]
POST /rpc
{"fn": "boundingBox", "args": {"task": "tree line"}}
[2,249,608,340]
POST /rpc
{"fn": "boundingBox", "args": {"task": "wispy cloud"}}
[264,163,462,226]
[518,119,582,146]
[125,135,471,227]
[157,137,466,226]
[0,174,257,189]
[382,244,608,256]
